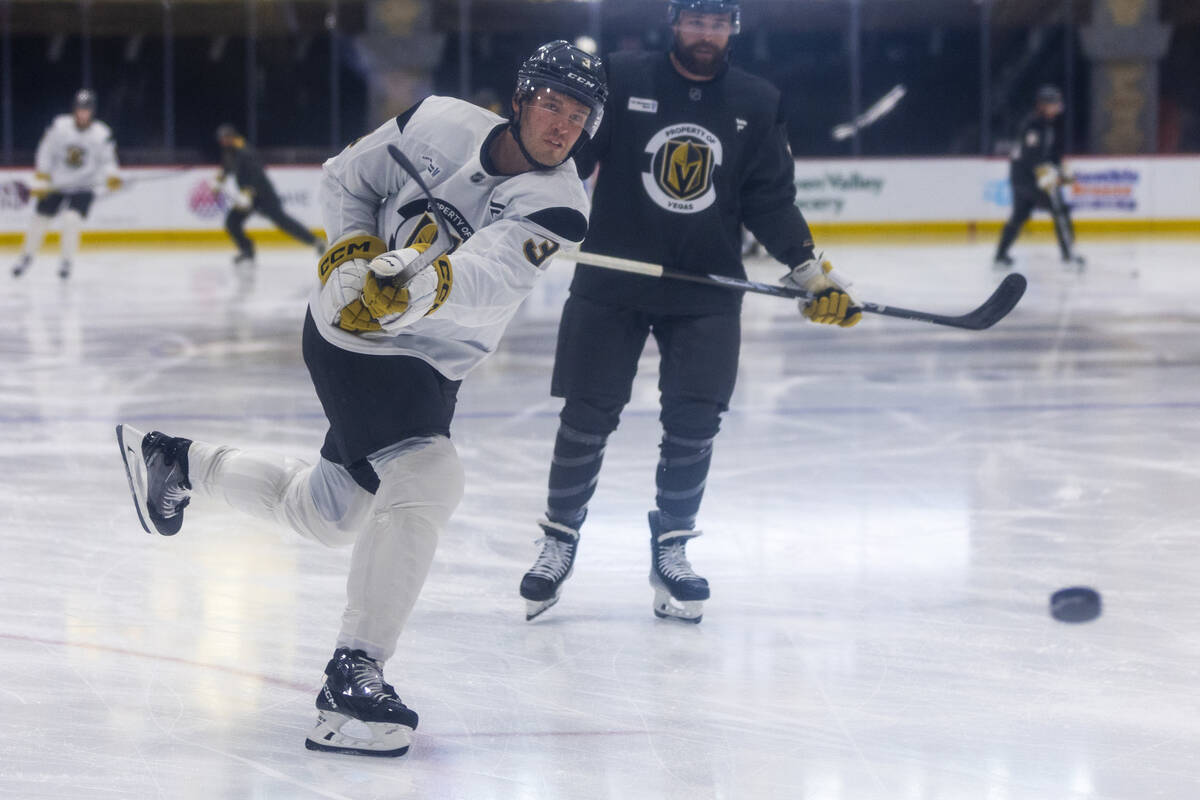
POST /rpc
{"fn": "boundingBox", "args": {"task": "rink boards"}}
[1,156,1199,245]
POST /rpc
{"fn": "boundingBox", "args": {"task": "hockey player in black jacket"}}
[520,0,860,624]
[214,124,325,283]
[993,85,1084,269]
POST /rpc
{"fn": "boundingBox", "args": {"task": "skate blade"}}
[115,424,153,534]
[304,711,412,757]
[652,589,704,624]
[524,595,560,621]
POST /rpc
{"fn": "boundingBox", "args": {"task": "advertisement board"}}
[1,157,1198,241]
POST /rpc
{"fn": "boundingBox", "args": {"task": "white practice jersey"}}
[312,95,590,380]
[35,115,119,192]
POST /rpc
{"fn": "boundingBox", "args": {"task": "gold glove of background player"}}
[30,172,51,200]
[783,256,862,327]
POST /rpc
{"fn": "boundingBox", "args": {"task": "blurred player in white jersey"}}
[11,90,122,280]
[116,41,607,758]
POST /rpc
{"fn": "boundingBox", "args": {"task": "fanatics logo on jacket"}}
[642,123,722,213]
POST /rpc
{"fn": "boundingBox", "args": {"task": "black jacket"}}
[570,51,815,314]
[220,143,280,207]
[1010,112,1064,190]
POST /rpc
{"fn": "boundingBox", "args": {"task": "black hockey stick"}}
[564,250,1027,331]
[382,144,457,279]
[385,143,1025,331]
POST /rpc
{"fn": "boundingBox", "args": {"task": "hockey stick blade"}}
[566,249,1027,331]
[384,144,456,275]
[858,272,1027,330]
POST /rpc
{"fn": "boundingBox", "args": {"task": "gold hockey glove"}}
[784,256,862,328]
[362,250,453,333]
[315,231,388,333]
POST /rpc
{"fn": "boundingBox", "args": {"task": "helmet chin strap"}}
[511,104,566,171]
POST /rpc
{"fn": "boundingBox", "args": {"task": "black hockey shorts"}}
[302,310,462,483]
[35,190,94,218]
[550,293,740,438]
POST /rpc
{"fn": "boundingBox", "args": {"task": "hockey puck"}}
[1049,586,1102,623]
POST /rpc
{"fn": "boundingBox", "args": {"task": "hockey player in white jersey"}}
[116,41,607,758]
[11,89,121,279]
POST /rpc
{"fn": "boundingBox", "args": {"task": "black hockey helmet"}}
[215,123,240,141]
[1036,84,1063,105]
[73,89,96,111]
[515,40,608,140]
[667,0,742,34]
[511,40,608,169]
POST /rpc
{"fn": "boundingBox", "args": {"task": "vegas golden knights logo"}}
[659,138,712,202]
[403,212,462,253]
[66,146,86,169]
[642,123,723,214]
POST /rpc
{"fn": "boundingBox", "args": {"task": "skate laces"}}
[349,657,399,703]
[657,540,702,583]
[528,536,574,581]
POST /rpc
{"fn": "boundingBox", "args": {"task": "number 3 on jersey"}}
[523,238,559,267]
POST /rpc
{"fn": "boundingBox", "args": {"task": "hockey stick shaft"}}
[380,140,1024,331]
[562,250,1026,331]
[384,144,457,280]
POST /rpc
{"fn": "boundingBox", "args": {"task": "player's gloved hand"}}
[106,175,123,191]
[1035,163,1061,192]
[362,245,454,333]
[30,172,51,200]
[233,189,254,210]
[315,231,388,333]
[783,255,862,327]
[209,175,225,195]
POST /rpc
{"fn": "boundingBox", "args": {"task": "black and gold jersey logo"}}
[392,199,475,253]
[404,212,448,251]
[65,146,87,169]
[642,123,723,214]
[659,138,713,202]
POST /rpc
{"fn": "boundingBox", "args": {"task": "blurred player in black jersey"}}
[214,124,325,284]
[993,85,1084,269]
[520,0,861,625]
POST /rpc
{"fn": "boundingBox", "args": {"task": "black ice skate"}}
[992,253,1014,271]
[115,424,193,536]
[520,518,580,621]
[648,511,709,624]
[11,254,31,278]
[305,648,418,757]
[58,259,71,279]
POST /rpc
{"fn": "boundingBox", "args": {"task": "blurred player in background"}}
[993,84,1085,269]
[117,41,606,758]
[11,90,121,280]
[519,0,860,625]
[213,123,325,285]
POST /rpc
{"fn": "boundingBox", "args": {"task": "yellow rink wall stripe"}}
[0,228,325,248]
[809,219,1200,239]
[2,219,1199,249]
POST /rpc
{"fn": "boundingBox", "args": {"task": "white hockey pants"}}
[188,435,465,663]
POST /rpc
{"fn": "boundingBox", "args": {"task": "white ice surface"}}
[1,237,1198,799]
